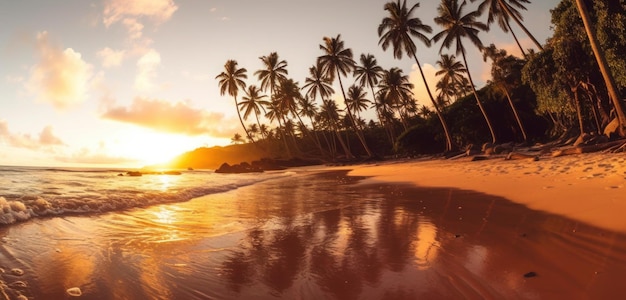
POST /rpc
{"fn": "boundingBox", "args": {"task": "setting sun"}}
[108,128,209,166]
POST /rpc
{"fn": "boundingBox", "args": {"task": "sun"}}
[109,128,206,167]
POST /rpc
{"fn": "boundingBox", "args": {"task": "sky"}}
[0,0,560,168]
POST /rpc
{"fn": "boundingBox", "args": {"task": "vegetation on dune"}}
[195,0,626,168]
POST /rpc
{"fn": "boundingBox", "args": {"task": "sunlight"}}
[107,128,217,166]
[414,218,440,270]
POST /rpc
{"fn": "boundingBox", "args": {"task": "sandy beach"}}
[349,151,626,233]
[1,152,626,299]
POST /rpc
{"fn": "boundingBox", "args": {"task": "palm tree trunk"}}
[572,84,586,135]
[498,0,544,51]
[371,88,394,146]
[234,96,255,143]
[324,104,353,159]
[502,85,528,143]
[503,14,527,57]
[337,71,374,157]
[412,52,454,151]
[575,0,626,136]
[270,86,292,157]
[460,41,498,144]
[292,109,326,157]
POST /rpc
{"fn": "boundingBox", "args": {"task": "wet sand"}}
[1,169,626,299]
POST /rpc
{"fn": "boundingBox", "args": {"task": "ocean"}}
[0,166,625,299]
[0,165,295,226]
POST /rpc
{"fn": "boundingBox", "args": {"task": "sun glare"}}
[109,128,207,167]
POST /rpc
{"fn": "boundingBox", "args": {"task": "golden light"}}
[107,127,218,166]
[414,218,440,270]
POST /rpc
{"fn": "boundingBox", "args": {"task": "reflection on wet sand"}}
[1,170,625,299]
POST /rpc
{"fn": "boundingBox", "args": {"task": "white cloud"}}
[97,47,125,68]
[0,120,65,150]
[409,63,439,109]
[101,97,238,137]
[26,31,93,110]
[103,0,178,27]
[134,49,161,92]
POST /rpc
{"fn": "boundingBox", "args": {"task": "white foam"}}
[66,287,82,297]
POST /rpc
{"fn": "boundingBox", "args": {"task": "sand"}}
[349,151,626,233]
[1,153,626,299]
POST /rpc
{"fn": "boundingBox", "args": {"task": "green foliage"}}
[395,120,444,155]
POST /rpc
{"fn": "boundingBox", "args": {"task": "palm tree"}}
[303,62,353,159]
[433,0,497,144]
[374,92,397,145]
[318,34,374,157]
[255,52,292,156]
[216,60,254,143]
[483,44,528,142]
[240,85,270,138]
[231,133,244,144]
[435,54,469,104]
[354,54,385,128]
[378,67,414,131]
[378,0,454,151]
[299,96,331,157]
[346,85,371,120]
[276,78,324,155]
[472,0,543,52]
[471,0,540,55]
[575,0,626,136]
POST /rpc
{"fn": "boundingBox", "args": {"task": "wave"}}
[0,171,294,226]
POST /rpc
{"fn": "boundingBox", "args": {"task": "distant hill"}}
[163,143,273,170]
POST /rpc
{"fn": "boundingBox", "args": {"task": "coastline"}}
[2,166,626,298]
[346,151,626,233]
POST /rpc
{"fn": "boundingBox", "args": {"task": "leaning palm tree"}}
[483,44,528,142]
[216,60,254,143]
[318,34,374,157]
[574,0,626,136]
[255,52,292,156]
[239,85,270,138]
[378,67,415,131]
[470,0,540,55]
[303,62,353,159]
[319,98,353,159]
[472,0,543,53]
[354,54,385,129]
[276,78,324,155]
[435,54,469,104]
[378,0,454,151]
[433,0,497,144]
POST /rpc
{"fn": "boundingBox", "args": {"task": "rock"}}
[523,271,537,278]
[126,171,142,177]
[215,162,263,174]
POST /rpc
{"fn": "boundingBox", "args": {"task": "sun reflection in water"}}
[158,175,172,191]
[414,218,440,270]
[150,206,184,243]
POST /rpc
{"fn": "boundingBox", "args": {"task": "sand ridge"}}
[347,152,626,233]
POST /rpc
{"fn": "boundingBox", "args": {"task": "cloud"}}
[26,31,93,110]
[134,49,161,91]
[409,63,439,109]
[0,121,65,150]
[55,147,139,165]
[101,97,238,137]
[103,0,178,27]
[97,47,125,68]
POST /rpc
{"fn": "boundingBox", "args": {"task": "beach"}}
[1,153,626,299]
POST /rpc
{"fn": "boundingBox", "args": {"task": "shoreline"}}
[344,151,626,233]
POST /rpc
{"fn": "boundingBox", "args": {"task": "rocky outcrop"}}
[215,157,324,174]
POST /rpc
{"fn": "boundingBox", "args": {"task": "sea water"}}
[0,165,294,226]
